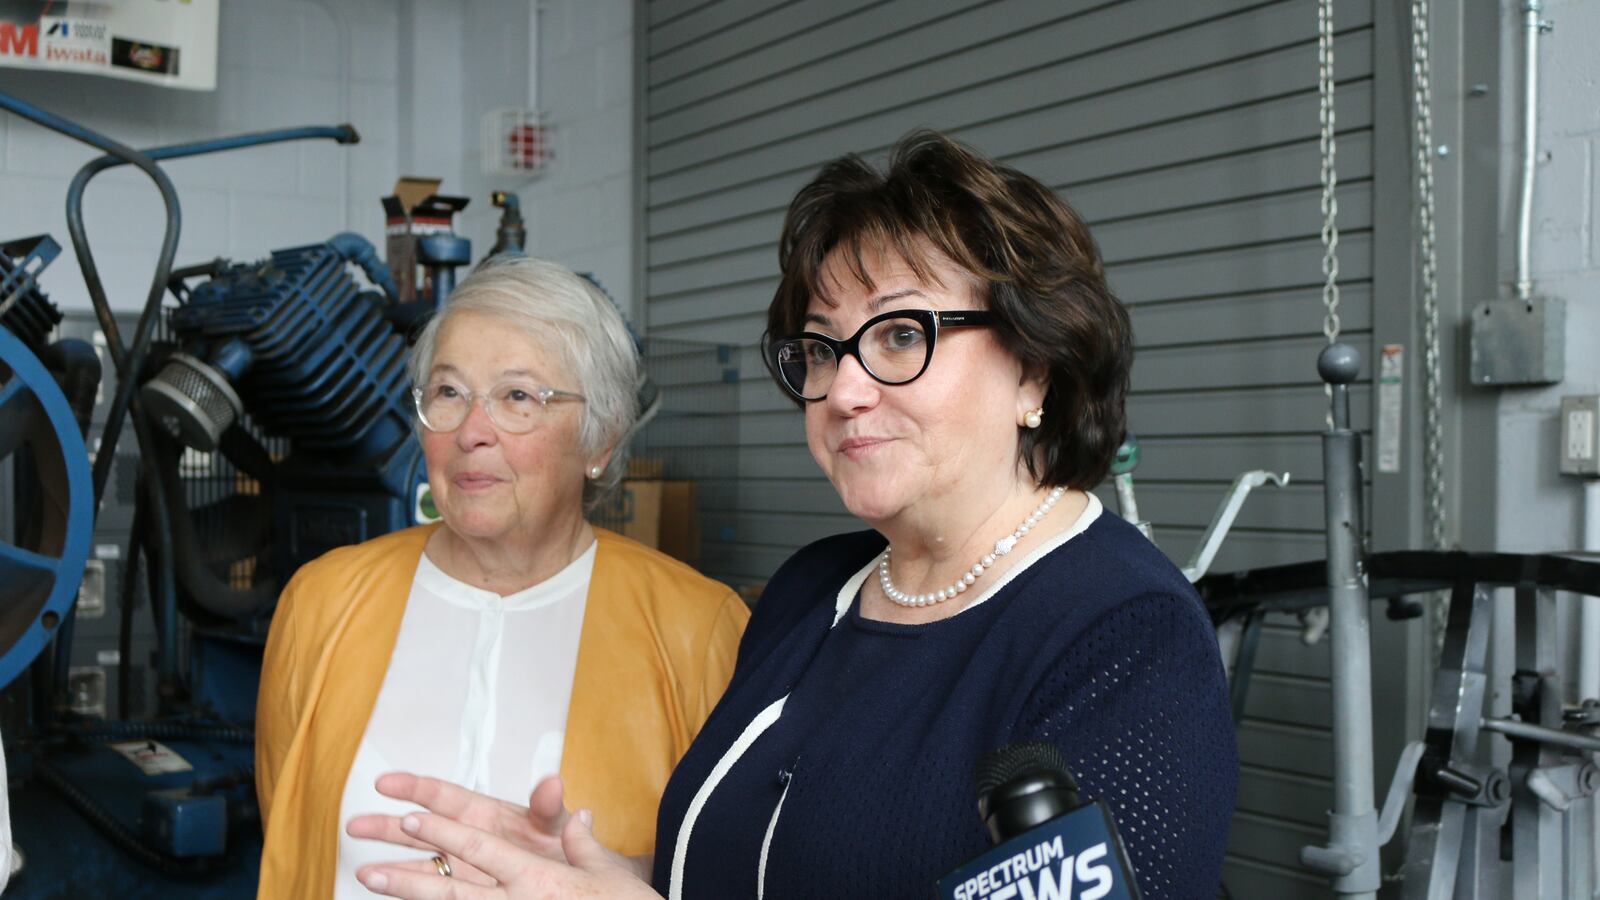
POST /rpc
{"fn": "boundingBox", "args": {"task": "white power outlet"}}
[77,558,105,618]
[1561,395,1600,476]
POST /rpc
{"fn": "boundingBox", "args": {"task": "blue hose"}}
[139,124,359,161]
[330,231,400,302]
[0,90,182,509]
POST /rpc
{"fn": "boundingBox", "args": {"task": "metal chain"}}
[1411,0,1450,653]
[1412,0,1445,552]
[1318,0,1341,345]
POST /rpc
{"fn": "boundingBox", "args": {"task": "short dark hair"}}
[768,129,1133,490]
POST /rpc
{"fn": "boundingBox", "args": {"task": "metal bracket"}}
[1181,470,1291,582]
[1379,741,1428,843]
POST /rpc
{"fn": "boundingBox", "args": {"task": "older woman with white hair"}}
[253,256,749,899]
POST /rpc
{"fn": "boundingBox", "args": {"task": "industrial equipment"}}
[1193,345,1600,899]
[0,80,654,895]
[0,88,453,896]
[144,235,425,585]
[0,236,94,695]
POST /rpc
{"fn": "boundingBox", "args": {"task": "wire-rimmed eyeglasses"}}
[412,381,586,434]
[764,308,995,402]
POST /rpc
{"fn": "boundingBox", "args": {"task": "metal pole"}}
[1585,480,1600,892]
[1514,1,1548,301]
[1301,343,1381,897]
[1510,588,1565,896]
[1580,481,1600,703]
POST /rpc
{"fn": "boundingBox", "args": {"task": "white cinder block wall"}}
[455,0,637,319]
[1487,0,1599,708]
[0,0,416,313]
[1493,0,1600,555]
[0,0,633,320]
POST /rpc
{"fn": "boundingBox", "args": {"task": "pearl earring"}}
[1023,408,1043,429]
[587,465,603,479]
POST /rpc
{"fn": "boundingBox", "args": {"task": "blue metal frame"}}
[0,325,93,689]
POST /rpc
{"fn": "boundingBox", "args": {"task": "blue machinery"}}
[0,89,476,895]
[0,300,93,692]
[145,237,425,585]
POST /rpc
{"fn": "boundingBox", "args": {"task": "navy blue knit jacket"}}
[652,509,1238,899]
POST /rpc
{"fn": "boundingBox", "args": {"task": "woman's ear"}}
[1016,362,1049,423]
[586,442,619,481]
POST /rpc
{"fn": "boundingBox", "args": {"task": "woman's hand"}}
[354,805,658,899]
[346,773,572,884]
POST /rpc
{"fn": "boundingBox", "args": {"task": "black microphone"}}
[935,741,1142,900]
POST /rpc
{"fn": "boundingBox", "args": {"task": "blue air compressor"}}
[0,88,478,898]
[141,236,429,587]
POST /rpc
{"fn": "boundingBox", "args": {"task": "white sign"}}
[1377,344,1404,474]
[107,739,194,775]
[0,1,219,91]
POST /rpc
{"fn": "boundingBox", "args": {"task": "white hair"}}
[407,256,640,510]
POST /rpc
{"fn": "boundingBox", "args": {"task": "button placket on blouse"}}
[458,597,506,792]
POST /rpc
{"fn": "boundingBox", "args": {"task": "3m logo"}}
[0,22,40,57]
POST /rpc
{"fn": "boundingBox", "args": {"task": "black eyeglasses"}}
[764,309,995,402]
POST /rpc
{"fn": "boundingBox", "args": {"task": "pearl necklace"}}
[878,487,1067,608]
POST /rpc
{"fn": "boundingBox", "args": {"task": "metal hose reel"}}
[0,325,93,689]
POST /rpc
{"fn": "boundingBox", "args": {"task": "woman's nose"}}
[826,352,880,413]
[454,396,499,447]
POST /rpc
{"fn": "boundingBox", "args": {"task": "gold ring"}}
[432,855,452,878]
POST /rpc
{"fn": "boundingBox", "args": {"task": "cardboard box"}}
[382,177,470,303]
[627,457,666,479]
[591,479,699,569]
[656,480,699,567]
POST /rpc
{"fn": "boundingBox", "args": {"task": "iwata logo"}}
[44,18,108,40]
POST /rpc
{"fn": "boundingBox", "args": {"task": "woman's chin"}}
[836,488,905,527]
[440,508,517,542]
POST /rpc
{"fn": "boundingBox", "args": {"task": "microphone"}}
[935,741,1142,900]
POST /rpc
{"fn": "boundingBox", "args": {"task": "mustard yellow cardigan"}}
[254,525,748,898]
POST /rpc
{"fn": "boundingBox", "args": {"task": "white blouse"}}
[334,542,596,897]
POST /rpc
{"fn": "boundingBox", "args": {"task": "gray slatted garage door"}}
[642,1,1380,895]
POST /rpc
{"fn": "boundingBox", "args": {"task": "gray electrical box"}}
[1469,296,1565,386]
[1561,395,1600,477]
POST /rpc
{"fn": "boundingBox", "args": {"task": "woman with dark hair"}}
[349,130,1237,900]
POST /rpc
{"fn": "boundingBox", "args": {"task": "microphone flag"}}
[935,800,1140,900]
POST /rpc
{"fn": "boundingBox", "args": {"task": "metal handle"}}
[1301,844,1360,877]
[1431,765,1482,798]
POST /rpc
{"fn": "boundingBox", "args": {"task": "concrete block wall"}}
[0,0,634,320]
[1493,0,1600,554]
[0,0,417,314]
[454,0,638,321]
